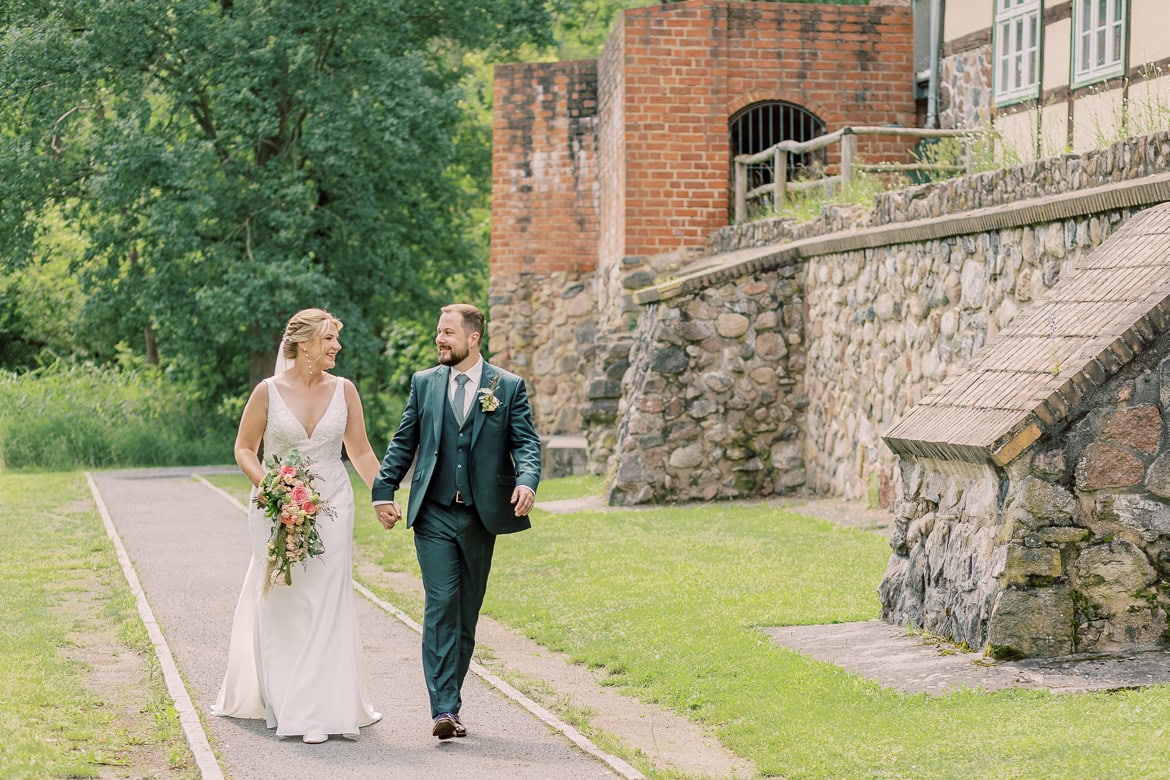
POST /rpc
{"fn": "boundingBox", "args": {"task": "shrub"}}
[0,361,233,470]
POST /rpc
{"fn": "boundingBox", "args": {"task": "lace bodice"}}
[263,377,347,466]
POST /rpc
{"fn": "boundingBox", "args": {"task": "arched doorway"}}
[729,101,826,209]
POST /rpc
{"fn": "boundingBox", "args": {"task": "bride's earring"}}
[307,352,315,374]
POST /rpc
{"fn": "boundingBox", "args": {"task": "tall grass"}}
[760,168,893,224]
[0,362,233,470]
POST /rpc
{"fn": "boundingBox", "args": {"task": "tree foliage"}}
[1,0,555,414]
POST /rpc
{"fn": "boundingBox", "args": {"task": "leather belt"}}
[453,491,466,505]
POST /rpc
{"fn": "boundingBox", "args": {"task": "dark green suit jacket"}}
[372,361,541,535]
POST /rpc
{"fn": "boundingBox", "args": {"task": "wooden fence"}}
[733,126,981,223]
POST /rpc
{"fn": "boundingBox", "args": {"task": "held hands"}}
[375,501,402,530]
[375,491,532,525]
[511,486,535,517]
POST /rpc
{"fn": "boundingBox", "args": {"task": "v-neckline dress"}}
[213,377,381,738]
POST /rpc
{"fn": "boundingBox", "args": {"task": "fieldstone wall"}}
[608,270,807,505]
[584,248,707,474]
[489,128,1170,503]
[881,338,1170,657]
[874,131,1170,224]
[803,214,1129,503]
[488,271,597,437]
[938,47,992,132]
[879,459,1004,649]
[671,129,1170,507]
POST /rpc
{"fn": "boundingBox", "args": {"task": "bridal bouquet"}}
[254,449,332,593]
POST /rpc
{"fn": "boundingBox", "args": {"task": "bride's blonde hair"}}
[281,308,343,360]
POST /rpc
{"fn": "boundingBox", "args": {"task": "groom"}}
[372,303,541,740]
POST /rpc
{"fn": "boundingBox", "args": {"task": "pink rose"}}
[291,485,311,505]
[302,501,317,515]
[281,513,296,526]
[279,465,297,478]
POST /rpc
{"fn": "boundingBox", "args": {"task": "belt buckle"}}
[454,491,465,505]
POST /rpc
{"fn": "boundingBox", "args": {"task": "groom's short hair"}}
[442,303,485,339]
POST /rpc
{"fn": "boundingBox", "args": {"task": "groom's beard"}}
[438,342,470,366]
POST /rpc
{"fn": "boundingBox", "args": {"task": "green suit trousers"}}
[413,499,496,717]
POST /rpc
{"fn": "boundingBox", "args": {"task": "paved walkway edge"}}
[85,472,225,780]
[193,474,646,780]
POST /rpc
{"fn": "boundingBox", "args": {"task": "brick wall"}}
[603,0,917,268]
[489,1,917,442]
[490,60,600,278]
[492,1,918,283]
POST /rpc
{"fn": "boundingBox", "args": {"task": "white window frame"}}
[1072,0,1126,87]
[993,0,1042,105]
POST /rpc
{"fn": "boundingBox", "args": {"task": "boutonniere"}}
[478,375,502,413]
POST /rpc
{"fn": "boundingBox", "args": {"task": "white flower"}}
[478,376,502,412]
[478,387,500,412]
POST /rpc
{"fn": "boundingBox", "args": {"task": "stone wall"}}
[608,129,1170,505]
[488,271,597,437]
[879,459,1004,649]
[585,249,704,474]
[488,65,1170,497]
[609,270,807,505]
[882,336,1170,657]
[873,131,1170,223]
[802,214,1126,502]
[937,47,991,132]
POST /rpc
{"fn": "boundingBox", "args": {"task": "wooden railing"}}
[733,126,982,223]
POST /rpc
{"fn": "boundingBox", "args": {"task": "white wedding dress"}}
[213,377,380,738]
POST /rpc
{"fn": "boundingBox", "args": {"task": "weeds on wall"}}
[762,169,894,224]
[910,127,1019,182]
[747,124,1015,226]
[1090,63,1170,149]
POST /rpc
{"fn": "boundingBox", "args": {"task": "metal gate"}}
[729,101,826,200]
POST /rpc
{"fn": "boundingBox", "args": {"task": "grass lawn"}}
[208,471,1170,778]
[0,472,196,779]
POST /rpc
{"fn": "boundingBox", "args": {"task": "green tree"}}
[1,0,554,409]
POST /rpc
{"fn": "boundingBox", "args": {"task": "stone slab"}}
[765,620,1170,695]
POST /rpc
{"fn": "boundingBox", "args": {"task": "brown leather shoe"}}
[432,713,457,740]
[452,713,467,737]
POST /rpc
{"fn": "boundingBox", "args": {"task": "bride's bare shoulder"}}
[245,378,272,405]
[339,376,360,398]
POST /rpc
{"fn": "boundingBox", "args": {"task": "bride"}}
[213,308,387,743]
